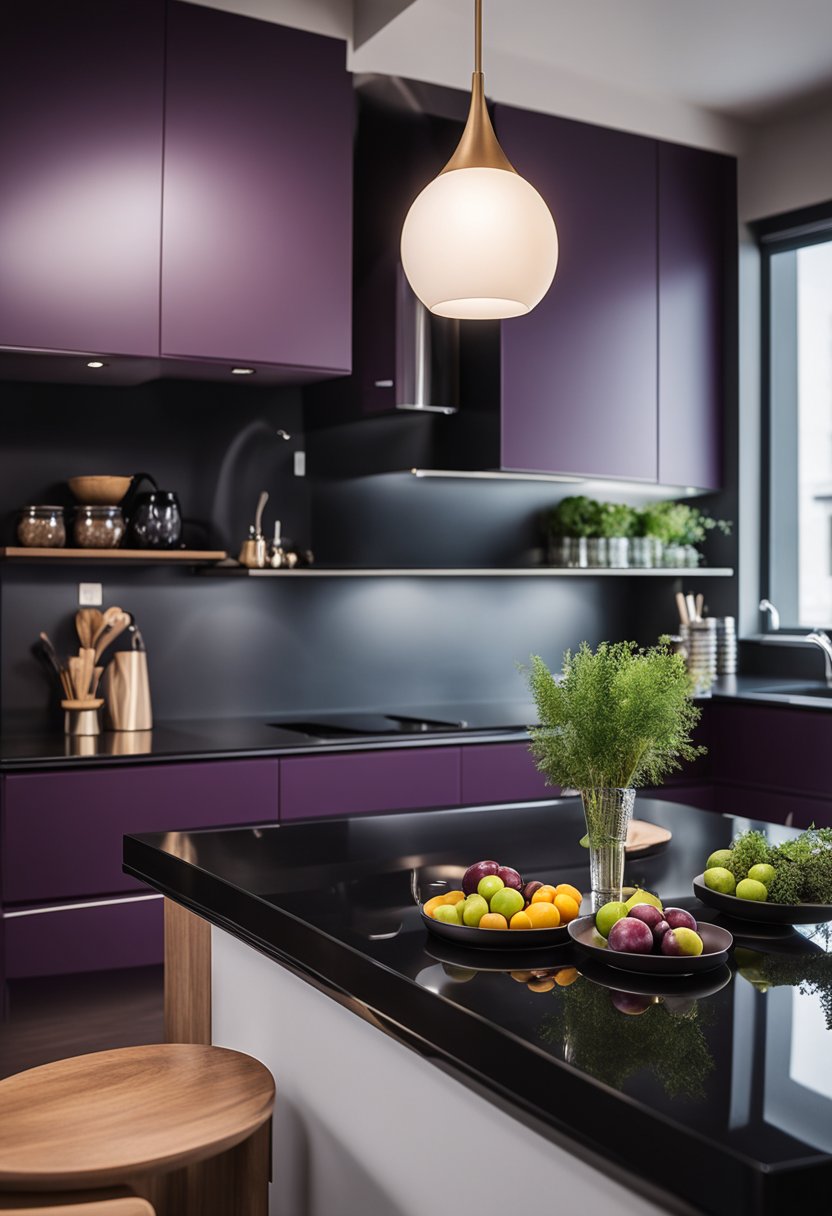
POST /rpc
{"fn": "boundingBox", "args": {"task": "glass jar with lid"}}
[16,506,66,548]
[73,505,126,549]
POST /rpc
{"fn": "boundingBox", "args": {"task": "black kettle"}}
[122,473,182,549]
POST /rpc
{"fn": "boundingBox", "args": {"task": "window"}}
[761,206,832,628]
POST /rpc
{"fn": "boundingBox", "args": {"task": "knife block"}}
[104,651,153,731]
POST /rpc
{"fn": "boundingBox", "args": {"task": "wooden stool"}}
[0,1045,274,1216]
[0,1194,154,1215]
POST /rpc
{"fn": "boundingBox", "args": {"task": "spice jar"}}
[16,506,66,548]
[73,505,126,549]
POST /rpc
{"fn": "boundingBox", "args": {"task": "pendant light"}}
[400,0,558,320]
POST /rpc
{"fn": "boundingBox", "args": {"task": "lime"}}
[595,900,629,938]
[703,867,736,895]
[736,878,768,902]
[747,863,776,889]
[433,904,461,924]
[706,849,733,870]
[491,887,524,920]
[462,894,489,926]
[625,888,663,912]
[477,874,505,903]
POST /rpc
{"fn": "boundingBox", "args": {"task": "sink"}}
[755,683,832,700]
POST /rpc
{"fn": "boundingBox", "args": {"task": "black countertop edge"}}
[123,831,830,1216]
[3,674,832,772]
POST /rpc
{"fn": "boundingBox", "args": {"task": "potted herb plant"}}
[546,496,602,567]
[640,502,732,568]
[595,502,637,568]
[527,641,704,908]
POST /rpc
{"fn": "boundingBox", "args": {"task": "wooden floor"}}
[0,966,164,1080]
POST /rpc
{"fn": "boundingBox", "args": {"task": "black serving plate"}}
[419,907,570,950]
[692,874,832,926]
[575,956,733,1000]
[568,914,733,974]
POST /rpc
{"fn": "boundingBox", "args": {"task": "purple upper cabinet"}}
[658,144,734,491]
[493,106,658,480]
[0,0,164,359]
[161,4,353,376]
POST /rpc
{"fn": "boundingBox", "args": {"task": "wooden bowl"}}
[68,475,132,504]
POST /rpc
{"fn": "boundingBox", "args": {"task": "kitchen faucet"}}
[759,599,780,631]
[806,631,832,685]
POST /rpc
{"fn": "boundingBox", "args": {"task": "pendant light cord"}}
[474,0,482,74]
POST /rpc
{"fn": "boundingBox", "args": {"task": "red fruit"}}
[607,917,654,954]
[627,904,664,930]
[461,860,500,896]
[610,991,653,1016]
[497,866,523,891]
[522,880,543,903]
[664,907,698,932]
[652,920,671,948]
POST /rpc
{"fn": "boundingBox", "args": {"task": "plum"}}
[497,866,523,891]
[661,927,704,957]
[664,907,698,932]
[462,860,500,896]
[610,991,653,1016]
[522,880,543,903]
[607,917,654,954]
[652,919,671,949]
[627,903,664,929]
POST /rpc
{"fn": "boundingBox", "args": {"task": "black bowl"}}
[420,907,570,950]
[575,956,733,1000]
[568,914,733,974]
[692,874,832,926]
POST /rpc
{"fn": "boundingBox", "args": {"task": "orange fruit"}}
[443,890,466,905]
[553,894,580,923]
[526,902,561,928]
[510,970,534,982]
[554,884,583,907]
[509,910,533,930]
[479,912,508,930]
[554,967,579,987]
[422,895,446,918]
[531,887,555,904]
[527,978,556,993]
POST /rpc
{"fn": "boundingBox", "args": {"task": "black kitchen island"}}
[124,797,832,1216]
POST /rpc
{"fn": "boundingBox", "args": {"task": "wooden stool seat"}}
[0,1045,274,1192]
[0,1196,154,1215]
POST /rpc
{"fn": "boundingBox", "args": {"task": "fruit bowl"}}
[419,907,570,950]
[568,915,733,974]
[692,874,832,926]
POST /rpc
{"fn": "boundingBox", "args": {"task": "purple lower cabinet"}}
[3,894,163,980]
[709,703,832,799]
[645,783,715,812]
[280,748,461,821]
[1,759,279,905]
[712,785,832,829]
[161,3,352,373]
[0,0,164,358]
[460,742,556,806]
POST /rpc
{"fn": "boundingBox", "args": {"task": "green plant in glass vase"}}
[527,642,704,908]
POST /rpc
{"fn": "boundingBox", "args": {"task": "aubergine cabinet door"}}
[460,743,556,805]
[161,3,353,375]
[658,143,734,491]
[493,105,658,480]
[0,0,164,357]
[280,748,461,821]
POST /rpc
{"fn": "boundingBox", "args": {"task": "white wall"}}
[740,100,832,221]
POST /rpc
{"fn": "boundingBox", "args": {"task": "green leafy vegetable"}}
[721,827,832,905]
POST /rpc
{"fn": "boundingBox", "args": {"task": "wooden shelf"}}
[0,548,227,564]
[202,566,735,579]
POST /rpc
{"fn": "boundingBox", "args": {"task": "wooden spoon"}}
[76,608,103,650]
[93,611,131,663]
[91,605,124,649]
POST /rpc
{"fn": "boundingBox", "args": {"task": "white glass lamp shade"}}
[400,166,558,320]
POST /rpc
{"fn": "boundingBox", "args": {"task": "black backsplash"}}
[0,378,738,723]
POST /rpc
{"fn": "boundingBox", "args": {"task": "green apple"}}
[747,863,776,889]
[477,874,505,903]
[736,878,768,902]
[595,900,629,938]
[703,867,736,895]
[433,903,461,925]
[490,887,524,920]
[706,849,734,870]
[462,894,489,927]
[625,888,663,912]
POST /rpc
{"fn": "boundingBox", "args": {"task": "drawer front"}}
[1,759,279,904]
[3,893,163,979]
[709,702,832,797]
[713,784,832,829]
[645,783,715,812]
[460,742,555,805]
[280,748,460,821]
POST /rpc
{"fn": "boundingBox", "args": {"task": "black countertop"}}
[3,676,831,771]
[124,797,832,1216]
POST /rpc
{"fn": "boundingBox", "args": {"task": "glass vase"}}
[580,787,636,910]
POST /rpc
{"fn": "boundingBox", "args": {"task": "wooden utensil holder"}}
[61,698,104,736]
[104,651,153,731]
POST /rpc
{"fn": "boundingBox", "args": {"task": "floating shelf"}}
[202,566,735,579]
[0,548,227,564]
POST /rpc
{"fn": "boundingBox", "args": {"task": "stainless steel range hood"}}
[388,268,459,415]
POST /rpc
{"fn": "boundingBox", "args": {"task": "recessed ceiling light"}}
[86,360,106,369]
[231,367,255,375]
